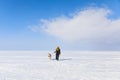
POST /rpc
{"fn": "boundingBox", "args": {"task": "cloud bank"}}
[32,8,120,46]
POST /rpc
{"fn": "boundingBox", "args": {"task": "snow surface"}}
[0,51,120,80]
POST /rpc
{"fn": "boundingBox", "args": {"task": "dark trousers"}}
[56,53,60,60]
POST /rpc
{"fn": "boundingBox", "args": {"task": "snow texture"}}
[0,51,120,80]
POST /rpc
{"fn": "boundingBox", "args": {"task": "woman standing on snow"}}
[54,46,61,60]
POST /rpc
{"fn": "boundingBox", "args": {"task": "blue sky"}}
[0,0,120,50]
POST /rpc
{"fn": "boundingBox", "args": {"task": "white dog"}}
[48,53,52,60]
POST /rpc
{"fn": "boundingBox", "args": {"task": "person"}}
[54,46,61,60]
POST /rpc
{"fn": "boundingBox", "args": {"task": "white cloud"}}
[32,7,120,44]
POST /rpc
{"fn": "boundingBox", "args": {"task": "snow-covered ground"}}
[0,51,120,80]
